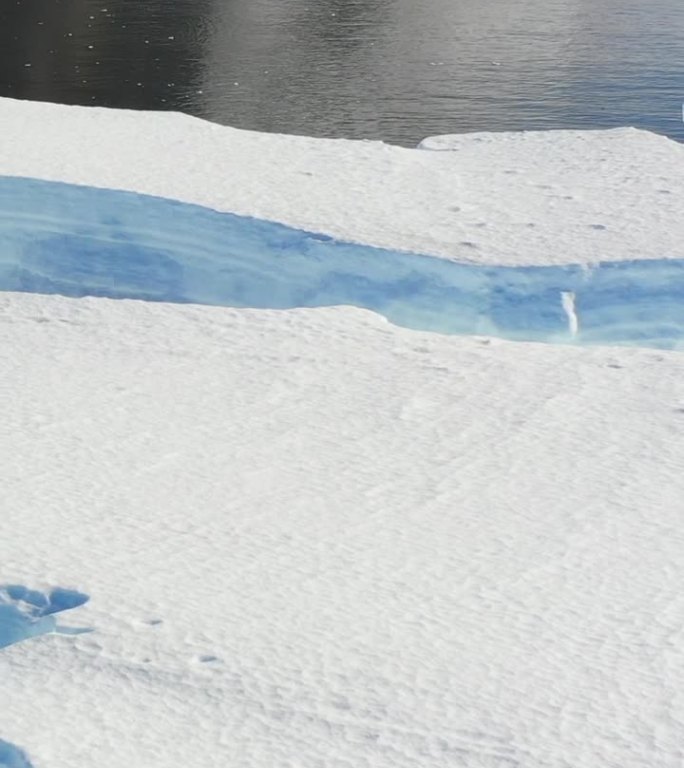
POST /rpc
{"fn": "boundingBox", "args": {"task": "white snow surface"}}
[1,97,683,266]
[2,292,684,768]
[2,100,684,767]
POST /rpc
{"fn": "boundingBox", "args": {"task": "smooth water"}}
[1,176,682,350]
[1,0,683,146]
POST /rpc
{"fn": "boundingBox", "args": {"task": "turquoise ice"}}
[0,176,682,349]
[0,740,33,768]
[0,585,90,650]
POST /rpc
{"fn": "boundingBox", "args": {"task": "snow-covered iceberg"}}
[1,99,684,768]
[1,97,683,268]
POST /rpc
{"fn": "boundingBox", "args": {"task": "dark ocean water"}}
[1,0,683,145]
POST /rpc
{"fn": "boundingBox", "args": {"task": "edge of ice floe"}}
[0,96,682,267]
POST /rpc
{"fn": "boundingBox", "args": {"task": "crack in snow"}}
[0,176,682,350]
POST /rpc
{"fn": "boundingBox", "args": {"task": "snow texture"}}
[1,100,684,768]
[2,292,684,768]
[1,176,682,349]
[0,97,683,267]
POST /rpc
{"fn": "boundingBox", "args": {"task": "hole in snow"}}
[0,584,90,650]
[0,740,34,768]
[0,176,682,350]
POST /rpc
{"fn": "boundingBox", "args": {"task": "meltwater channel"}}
[0,176,682,350]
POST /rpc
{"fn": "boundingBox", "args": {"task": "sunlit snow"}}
[2,99,684,768]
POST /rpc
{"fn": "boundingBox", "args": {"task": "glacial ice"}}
[0,740,33,768]
[0,585,90,650]
[0,176,682,349]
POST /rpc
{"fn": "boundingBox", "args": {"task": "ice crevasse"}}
[0,175,682,350]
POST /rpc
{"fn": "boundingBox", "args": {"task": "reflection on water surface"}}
[1,0,683,145]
